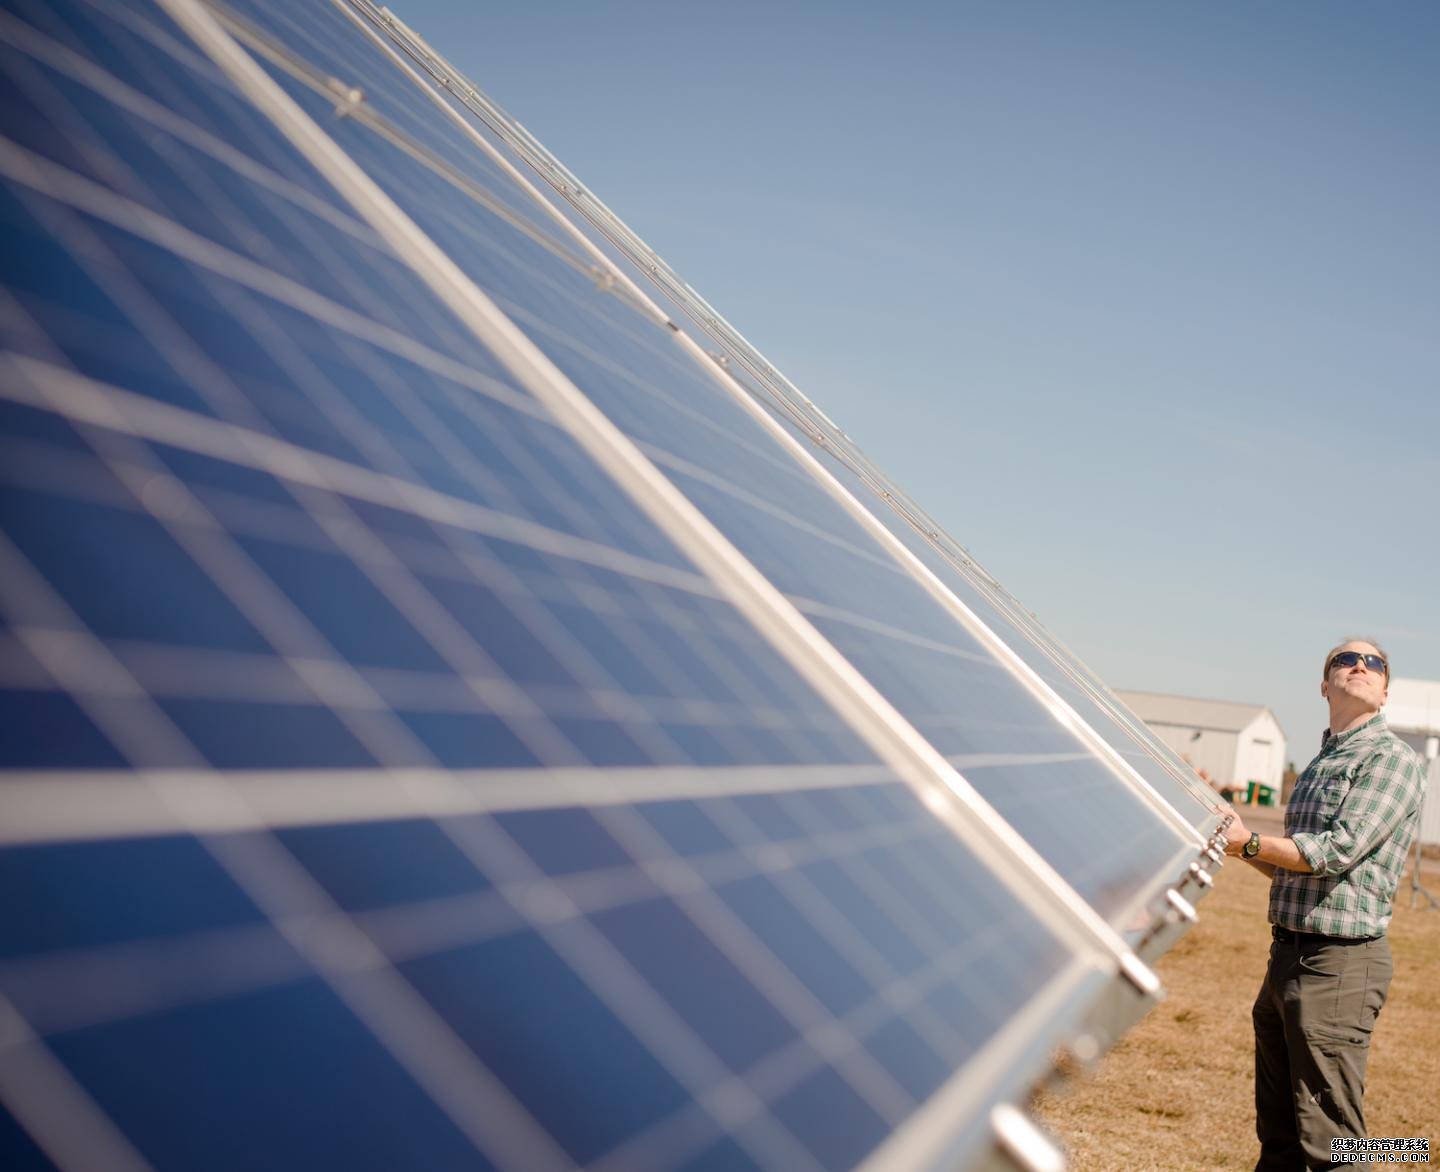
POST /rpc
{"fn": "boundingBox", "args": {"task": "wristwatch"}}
[1242,833,1262,859]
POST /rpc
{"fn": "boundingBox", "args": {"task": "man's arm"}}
[1233,834,1309,873]
[1222,812,1311,873]
[1289,747,1424,876]
[1222,746,1424,877]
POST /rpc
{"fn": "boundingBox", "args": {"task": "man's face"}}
[1321,640,1389,711]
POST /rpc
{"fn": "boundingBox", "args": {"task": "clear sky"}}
[396,0,1439,767]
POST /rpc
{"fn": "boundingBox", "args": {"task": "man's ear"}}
[1320,678,1329,700]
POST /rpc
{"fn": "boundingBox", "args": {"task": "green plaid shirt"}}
[1271,713,1426,938]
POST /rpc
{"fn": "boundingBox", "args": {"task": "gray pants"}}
[1252,930,1392,1171]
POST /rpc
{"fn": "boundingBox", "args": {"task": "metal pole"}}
[1409,737,1439,912]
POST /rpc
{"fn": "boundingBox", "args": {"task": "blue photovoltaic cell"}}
[157,696,381,768]
[400,929,692,1166]
[491,806,631,875]
[0,691,126,769]
[0,1103,58,1172]
[49,980,494,1172]
[0,4,1104,1172]
[213,0,1196,917]
[772,1067,891,1171]
[0,836,265,960]
[276,819,496,911]
[0,490,272,654]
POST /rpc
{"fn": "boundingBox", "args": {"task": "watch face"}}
[1243,834,1261,857]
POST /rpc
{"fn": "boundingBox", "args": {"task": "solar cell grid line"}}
[0,765,911,852]
[203,0,1202,931]
[316,0,1219,854]
[356,3,1223,832]
[0,2,1134,1169]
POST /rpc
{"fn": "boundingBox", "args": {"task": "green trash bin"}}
[1255,784,1277,807]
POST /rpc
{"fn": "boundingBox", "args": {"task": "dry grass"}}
[1032,848,1440,1171]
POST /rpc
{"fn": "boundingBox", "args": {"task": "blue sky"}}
[399,1,1440,765]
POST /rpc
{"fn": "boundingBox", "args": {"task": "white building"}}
[1385,677,1440,847]
[1116,691,1286,794]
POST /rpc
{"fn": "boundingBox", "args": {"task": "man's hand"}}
[1223,810,1251,857]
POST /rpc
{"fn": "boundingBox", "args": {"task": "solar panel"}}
[0,2,1227,1170]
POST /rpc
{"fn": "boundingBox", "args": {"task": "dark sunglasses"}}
[1327,650,1387,676]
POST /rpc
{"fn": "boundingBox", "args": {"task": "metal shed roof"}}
[1115,691,1282,737]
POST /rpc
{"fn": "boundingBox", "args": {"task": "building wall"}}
[1144,714,1285,792]
[1393,730,1440,847]
[1236,712,1286,791]
[1149,724,1240,789]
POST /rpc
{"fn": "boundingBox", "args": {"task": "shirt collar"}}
[1321,711,1386,749]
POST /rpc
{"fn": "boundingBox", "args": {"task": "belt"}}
[1271,924,1379,946]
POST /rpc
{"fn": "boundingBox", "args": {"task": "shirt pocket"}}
[1315,770,1353,818]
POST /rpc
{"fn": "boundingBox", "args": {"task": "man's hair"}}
[1323,637,1391,682]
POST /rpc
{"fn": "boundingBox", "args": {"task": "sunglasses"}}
[1326,650,1387,676]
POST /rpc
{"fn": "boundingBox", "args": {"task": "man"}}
[1225,639,1425,1171]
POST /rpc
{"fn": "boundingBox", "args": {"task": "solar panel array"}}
[0,2,1227,1170]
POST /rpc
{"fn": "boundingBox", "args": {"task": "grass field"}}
[1033,846,1440,1171]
